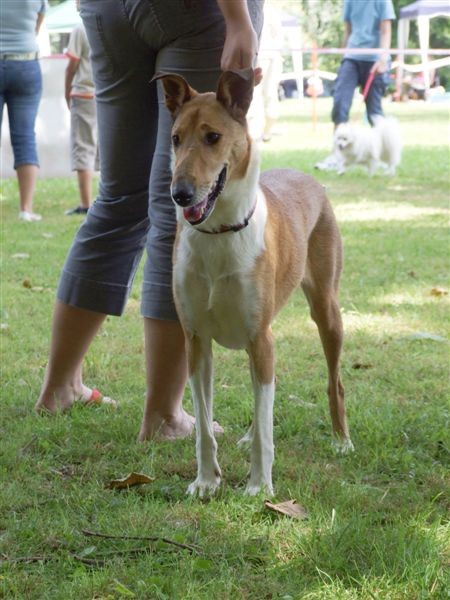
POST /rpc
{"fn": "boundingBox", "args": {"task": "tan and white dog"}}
[154,70,354,497]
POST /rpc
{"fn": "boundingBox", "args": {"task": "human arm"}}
[342,21,351,48]
[35,12,45,34]
[35,1,47,34]
[216,0,261,82]
[371,19,392,73]
[65,57,79,108]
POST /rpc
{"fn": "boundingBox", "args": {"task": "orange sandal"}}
[83,388,118,408]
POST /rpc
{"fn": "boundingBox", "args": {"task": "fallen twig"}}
[0,555,50,564]
[72,547,154,566]
[81,529,201,554]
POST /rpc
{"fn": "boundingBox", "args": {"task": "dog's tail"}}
[372,115,402,172]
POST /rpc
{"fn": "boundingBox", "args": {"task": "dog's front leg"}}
[337,155,346,175]
[245,330,275,496]
[186,334,221,497]
[367,159,378,176]
[385,164,396,176]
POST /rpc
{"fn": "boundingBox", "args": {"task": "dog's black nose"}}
[172,180,195,207]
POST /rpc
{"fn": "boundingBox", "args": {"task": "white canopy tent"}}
[397,0,450,93]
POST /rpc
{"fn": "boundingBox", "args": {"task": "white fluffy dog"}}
[334,116,402,176]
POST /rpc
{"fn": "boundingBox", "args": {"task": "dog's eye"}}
[172,134,180,147]
[204,132,221,145]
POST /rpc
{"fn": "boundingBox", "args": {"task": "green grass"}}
[1,98,449,599]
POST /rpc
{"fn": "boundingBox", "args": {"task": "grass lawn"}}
[1,97,449,599]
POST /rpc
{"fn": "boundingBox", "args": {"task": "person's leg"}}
[138,32,224,440]
[37,0,158,412]
[36,302,106,412]
[137,0,263,439]
[17,164,39,213]
[262,55,282,141]
[316,59,359,171]
[68,97,96,211]
[0,65,5,135]
[363,64,387,125]
[138,318,190,440]
[331,59,360,126]
[7,59,42,217]
[76,169,93,209]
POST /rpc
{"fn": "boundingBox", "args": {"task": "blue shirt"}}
[343,0,396,62]
[0,0,47,54]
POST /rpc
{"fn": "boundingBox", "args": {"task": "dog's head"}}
[334,123,355,152]
[152,70,254,226]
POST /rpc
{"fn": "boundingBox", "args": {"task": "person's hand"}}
[221,20,257,70]
[65,95,71,110]
[220,21,262,85]
[371,56,388,74]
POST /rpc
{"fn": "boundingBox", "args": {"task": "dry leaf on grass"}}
[352,362,373,370]
[107,472,154,490]
[265,499,308,520]
[430,287,448,297]
[21,279,51,292]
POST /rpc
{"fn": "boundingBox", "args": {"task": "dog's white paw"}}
[244,480,274,497]
[187,475,221,498]
[332,437,355,454]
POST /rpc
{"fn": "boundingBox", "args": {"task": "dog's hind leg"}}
[186,334,222,496]
[245,329,275,496]
[302,219,354,453]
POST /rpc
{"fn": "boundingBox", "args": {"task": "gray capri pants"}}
[57,0,263,320]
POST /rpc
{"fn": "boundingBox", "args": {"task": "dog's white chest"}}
[205,272,256,348]
[174,219,265,350]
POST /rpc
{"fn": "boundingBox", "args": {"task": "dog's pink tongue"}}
[183,199,206,223]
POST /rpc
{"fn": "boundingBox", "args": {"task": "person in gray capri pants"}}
[36,0,263,440]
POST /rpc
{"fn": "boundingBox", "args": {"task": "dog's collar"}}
[195,200,257,235]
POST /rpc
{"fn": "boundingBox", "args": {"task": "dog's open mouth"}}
[183,166,227,225]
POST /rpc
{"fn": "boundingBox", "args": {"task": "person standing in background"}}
[0,0,47,222]
[247,3,283,143]
[315,0,395,171]
[259,4,284,142]
[64,3,98,216]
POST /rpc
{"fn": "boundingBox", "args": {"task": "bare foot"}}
[138,409,224,441]
[35,383,115,413]
[35,383,80,413]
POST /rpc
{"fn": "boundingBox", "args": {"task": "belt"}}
[0,52,39,61]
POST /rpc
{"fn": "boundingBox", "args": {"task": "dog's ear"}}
[216,69,254,123]
[151,72,196,119]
